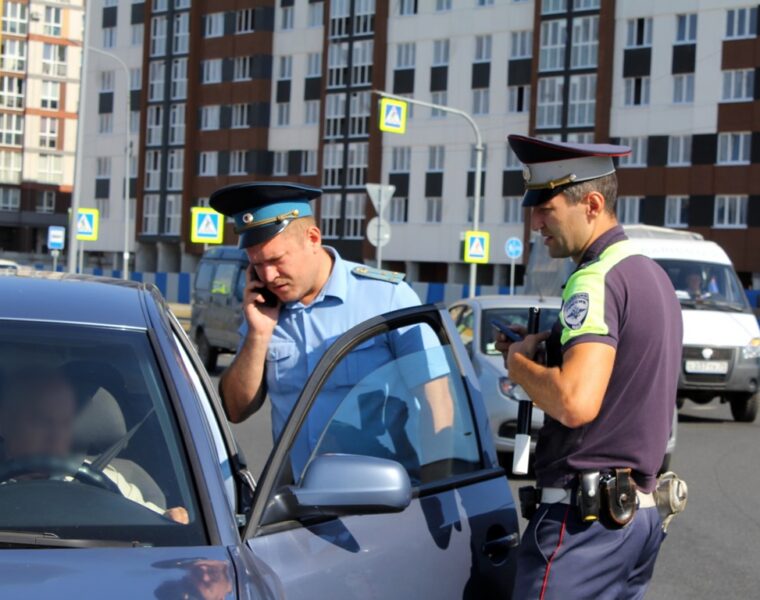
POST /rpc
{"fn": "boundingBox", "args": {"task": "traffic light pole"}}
[372,90,484,298]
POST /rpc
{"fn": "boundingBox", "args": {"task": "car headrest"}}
[73,387,127,454]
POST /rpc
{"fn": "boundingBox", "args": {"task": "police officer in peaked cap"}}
[495,135,683,599]
[212,182,453,476]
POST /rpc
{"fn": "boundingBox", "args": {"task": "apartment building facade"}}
[0,0,84,256]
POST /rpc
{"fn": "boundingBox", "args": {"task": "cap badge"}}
[242,213,254,224]
[522,165,532,183]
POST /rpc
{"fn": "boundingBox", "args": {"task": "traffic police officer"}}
[212,182,450,474]
[496,135,682,599]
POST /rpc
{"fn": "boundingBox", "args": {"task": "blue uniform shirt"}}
[239,247,435,474]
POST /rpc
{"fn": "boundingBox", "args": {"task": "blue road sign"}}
[47,226,66,250]
[505,237,523,260]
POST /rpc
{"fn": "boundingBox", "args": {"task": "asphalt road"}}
[212,355,760,598]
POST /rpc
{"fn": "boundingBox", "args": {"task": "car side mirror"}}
[269,454,412,522]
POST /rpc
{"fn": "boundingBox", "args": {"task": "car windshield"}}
[0,320,206,547]
[654,259,751,313]
[481,307,560,355]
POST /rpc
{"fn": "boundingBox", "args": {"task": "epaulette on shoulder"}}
[351,266,406,284]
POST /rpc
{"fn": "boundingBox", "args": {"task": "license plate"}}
[685,360,729,374]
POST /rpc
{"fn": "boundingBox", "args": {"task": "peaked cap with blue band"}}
[209,182,322,248]
[507,134,631,207]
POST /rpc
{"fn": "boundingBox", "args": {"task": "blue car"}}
[0,273,519,598]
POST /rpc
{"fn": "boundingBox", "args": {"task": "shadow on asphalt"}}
[677,413,733,424]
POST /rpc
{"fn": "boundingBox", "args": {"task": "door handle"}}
[482,532,520,562]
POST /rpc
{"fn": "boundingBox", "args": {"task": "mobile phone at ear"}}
[248,265,279,308]
[490,317,524,343]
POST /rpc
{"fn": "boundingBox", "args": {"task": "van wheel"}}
[729,393,758,423]
[196,332,218,372]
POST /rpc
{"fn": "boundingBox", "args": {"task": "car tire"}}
[729,393,758,423]
[196,331,218,372]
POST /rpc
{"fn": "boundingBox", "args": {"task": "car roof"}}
[451,294,562,309]
[0,271,153,329]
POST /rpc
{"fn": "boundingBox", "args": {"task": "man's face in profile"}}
[1,377,76,459]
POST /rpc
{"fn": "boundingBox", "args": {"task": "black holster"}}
[601,468,638,527]
[518,486,540,520]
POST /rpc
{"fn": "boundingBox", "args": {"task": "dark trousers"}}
[513,503,666,600]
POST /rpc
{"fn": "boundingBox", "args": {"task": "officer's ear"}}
[585,191,606,218]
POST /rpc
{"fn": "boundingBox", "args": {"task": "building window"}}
[542,0,567,14]
[171,58,187,100]
[399,0,417,16]
[0,113,22,146]
[43,6,62,37]
[301,150,318,175]
[344,193,366,239]
[668,135,691,166]
[354,0,374,35]
[624,77,650,106]
[42,44,66,77]
[236,8,255,34]
[2,2,28,35]
[305,100,320,125]
[726,7,757,39]
[153,0,168,12]
[508,85,530,113]
[99,71,114,93]
[278,56,293,81]
[95,157,111,186]
[0,39,27,72]
[98,114,113,134]
[130,68,142,91]
[571,16,598,69]
[388,197,408,223]
[349,91,370,137]
[144,150,161,189]
[539,20,567,71]
[202,59,222,84]
[505,144,521,170]
[616,197,641,224]
[307,52,322,77]
[676,13,698,43]
[231,104,249,128]
[717,132,751,165]
[325,94,345,138]
[320,194,341,239]
[103,28,116,48]
[536,76,564,128]
[130,111,140,134]
[0,151,21,183]
[722,69,754,102]
[436,0,452,11]
[38,154,63,184]
[347,142,368,187]
[271,153,286,176]
[199,151,218,176]
[618,137,647,167]
[327,42,349,88]
[396,43,416,69]
[568,74,596,127]
[626,18,653,47]
[164,194,181,235]
[428,145,445,172]
[431,91,448,117]
[200,105,220,130]
[323,143,344,188]
[276,102,290,127]
[665,196,689,228]
[308,2,324,27]
[146,105,163,146]
[426,197,443,223]
[391,146,411,172]
[150,16,167,57]
[352,40,373,85]
[673,73,694,104]
[148,61,165,101]
[36,191,55,214]
[511,31,532,59]
[142,195,159,234]
[714,195,748,228]
[0,187,20,211]
[173,12,189,54]
[41,81,60,110]
[39,117,58,148]
[478,0,495,5]
[329,0,350,38]
[280,6,294,30]
[475,35,492,63]
[166,149,183,190]
[0,76,24,109]
[472,89,489,115]
[573,0,599,8]
[503,197,523,224]
[433,40,450,66]
[169,104,185,145]
[131,24,144,46]
[205,12,224,38]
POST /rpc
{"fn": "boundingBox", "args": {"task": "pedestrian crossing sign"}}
[191,207,224,244]
[464,230,490,264]
[75,208,99,241]
[379,98,408,134]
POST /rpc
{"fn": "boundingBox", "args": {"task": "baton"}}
[512,306,541,475]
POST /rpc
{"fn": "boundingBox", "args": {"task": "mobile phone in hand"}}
[491,317,524,343]
[248,264,279,308]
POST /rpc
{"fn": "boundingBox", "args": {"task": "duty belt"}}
[541,486,656,508]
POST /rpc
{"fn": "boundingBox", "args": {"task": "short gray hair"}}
[562,172,618,215]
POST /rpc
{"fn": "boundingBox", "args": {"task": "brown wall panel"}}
[714,166,751,194]
[721,38,759,70]
[663,167,692,193]
[708,229,751,272]
[595,0,616,143]
[687,166,715,195]
[717,101,755,131]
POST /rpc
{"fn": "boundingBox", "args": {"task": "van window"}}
[211,263,237,295]
[195,262,214,292]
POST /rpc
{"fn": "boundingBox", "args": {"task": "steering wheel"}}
[0,455,121,494]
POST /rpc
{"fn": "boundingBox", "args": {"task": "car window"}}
[448,305,464,326]
[457,308,475,346]
[260,319,483,527]
[211,263,237,295]
[481,307,560,354]
[195,262,214,292]
[0,321,206,547]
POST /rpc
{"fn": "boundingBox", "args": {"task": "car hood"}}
[0,546,236,599]
[682,309,760,347]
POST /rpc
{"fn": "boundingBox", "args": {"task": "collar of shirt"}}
[283,245,347,311]
[578,224,627,266]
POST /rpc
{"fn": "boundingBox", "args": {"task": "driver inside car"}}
[0,367,189,524]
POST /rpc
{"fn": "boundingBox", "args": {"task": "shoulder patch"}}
[563,292,589,330]
[352,266,406,284]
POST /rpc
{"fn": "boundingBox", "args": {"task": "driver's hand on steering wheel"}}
[164,506,189,524]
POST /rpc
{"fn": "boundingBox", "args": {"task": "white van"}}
[525,225,760,422]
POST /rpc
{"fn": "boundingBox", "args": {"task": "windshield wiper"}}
[0,530,149,548]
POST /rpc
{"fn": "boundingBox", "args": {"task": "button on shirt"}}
[239,247,428,472]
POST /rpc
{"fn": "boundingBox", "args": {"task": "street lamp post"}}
[372,90,484,298]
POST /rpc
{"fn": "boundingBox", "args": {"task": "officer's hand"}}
[243,265,279,337]
[493,324,527,355]
[164,506,189,524]
[497,331,551,370]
